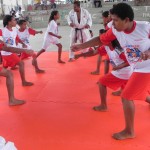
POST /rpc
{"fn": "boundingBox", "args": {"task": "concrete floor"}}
[0,20,104,51]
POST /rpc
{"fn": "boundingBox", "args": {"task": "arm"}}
[67,11,74,27]
[48,32,61,39]
[86,11,92,28]
[29,28,43,35]
[71,28,116,52]
[113,62,129,71]
[113,52,130,70]
[2,45,34,56]
[35,30,43,34]
[72,36,102,52]
[141,49,150,60]
[16,36,27,48]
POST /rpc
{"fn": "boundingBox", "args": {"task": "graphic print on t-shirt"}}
[21,38,29,44]
[125,45,142,64]
[109,59,116,67]
[4,37,14,46]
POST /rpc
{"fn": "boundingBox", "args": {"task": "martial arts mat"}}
[0,52,150,150]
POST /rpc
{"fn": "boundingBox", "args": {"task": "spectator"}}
[94,0,102,8]
[50,0,56,9]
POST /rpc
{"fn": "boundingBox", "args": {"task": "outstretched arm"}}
[71,36,102,52]
[71,28,117,52]
[48,32,62,39]
[35,30,43,34]
[2,45,34,56]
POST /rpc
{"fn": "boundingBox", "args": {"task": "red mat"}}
[0,52,150,150]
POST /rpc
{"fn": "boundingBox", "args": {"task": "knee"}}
[6,70,13,78]
[19,61,24,67]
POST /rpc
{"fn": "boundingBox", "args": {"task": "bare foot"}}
[93,105,107,112]
[36,69,45,73]
[91,71,99,75]
[112,90,121,96]
[74,55,80,60]
[22,81,34,86]
[112,129,135,140]
[68,58,75,62]
[58,60,66,64]
[9,99,26,106]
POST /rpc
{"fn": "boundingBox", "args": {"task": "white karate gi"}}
[67,8,92,59]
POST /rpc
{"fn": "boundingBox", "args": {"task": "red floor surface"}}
[0,52,150,150]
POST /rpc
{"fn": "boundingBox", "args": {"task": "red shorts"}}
[99,73,128,90]
[20,52,31,60]
[2,53,21,68]
[121,72,150,100]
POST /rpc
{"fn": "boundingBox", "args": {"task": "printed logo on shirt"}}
[125,45,142,64]
[109,59,116,67]
[22,38,29,44]
[4,37,14,46]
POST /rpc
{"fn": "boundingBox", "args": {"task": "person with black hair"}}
[0,39,34,106]
[71,3,150,140]
[93,30,132,111]
[0,15,33,87]
[72,29,132,111]
[36,11,65,63]
[94,0,102,8]
[17,19,44,73]
[67,1,92,62]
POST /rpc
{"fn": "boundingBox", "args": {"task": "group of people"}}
[71,2,150,140]
[34,0,57,10]
[0,1,150,141]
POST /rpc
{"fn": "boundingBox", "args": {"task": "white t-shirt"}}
[98,45,133,80]
[0,27,18,56]
[106,20,113,29]
[43,20,59,43]
[17,28,36,49]
[101,21,150,73]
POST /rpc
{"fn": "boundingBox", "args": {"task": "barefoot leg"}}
[36,49,45,59]
[18,61,33,86]
[112,98,135,140]
[91,55,102,75]
[104,59,109,74]
[112,89,122,96]
[0,68,26,106]
[32,58,45,73]
[93,82,107,111]
[56,43,65,63]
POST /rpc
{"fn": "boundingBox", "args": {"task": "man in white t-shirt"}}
[71,3,150,140]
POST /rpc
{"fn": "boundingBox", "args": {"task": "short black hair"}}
[110,3,134,21]
[3,15,14,27]
[102,11,109,18]
[99,29,122,49]
[18,19,27,25]
[74,1,80,7]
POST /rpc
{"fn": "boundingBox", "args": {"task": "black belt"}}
[75,28,84,43]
